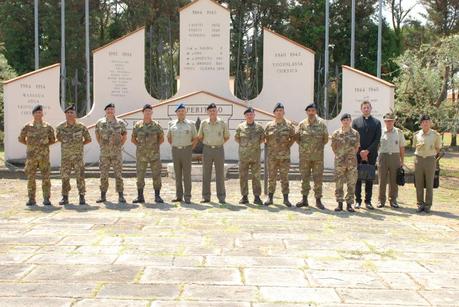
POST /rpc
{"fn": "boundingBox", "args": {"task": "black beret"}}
[175,103,186,112]
[341,113,352,121]
[32,104,43,113]
[244,107,254,115]
[419,114,431,122]
[142,104,152,111]
[64,104,76,113]
[273,102,284,112]
[207,103,217,110]
[305,103,317,111]
[104,103,115,110]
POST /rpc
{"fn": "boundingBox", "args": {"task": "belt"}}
[380,152,400,155]
[173,145,191,149]
[205,144,223,149]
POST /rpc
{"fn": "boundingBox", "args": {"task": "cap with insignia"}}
[32,104,43,114]
[175,103,186,112]
[104,103,115,110]
[273,102,284,112]
[142,104,152,111]
[64,104,76,113]
[244,107,254,115]
[419,114,431,122]
[305,103,317,111]
[207,103,217,110]
[341,113,352,121]
[383,113,396,121]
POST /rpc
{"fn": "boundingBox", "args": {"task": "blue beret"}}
[341,113,352,121]
[104,103,115,110]
[175,103,186,112]
[305,103,317,111]
[207,103,217,110]
[64,104,76,113]
[32,104,43,113]
[244,107,254,115]
[142,104,152,111]
[273,102,284,112]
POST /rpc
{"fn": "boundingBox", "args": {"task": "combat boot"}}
[283,194,292,207]
[79,194,86,205]
[296,195,309,208]
[43,197,52,206]
[346,202,355,212]
[96,191,106,203]
[315,198,325,210]
[335,202,343,212]
[59,195,69,206]
[133,189,145,203]
[264,193,273,206]
[239,195,249,204]
[253,195,263,205]
[26,198,36,207]
[154,189,164,203]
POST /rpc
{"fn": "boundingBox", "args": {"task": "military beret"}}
[383,113,396,121]
[32,104,43,114]
[305,103,317,111]
[207,103,217,110]
[419,114,431,122]
[341,113,352,121]
[104,103,115,110]
[64,104,76,113]
[244,107,254,115]
[175,103,186,112]
[142,104,152,111]
[273,102,284,112]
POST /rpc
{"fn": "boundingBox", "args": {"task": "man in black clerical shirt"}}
[352,101,382,210]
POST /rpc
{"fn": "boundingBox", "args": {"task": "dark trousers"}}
[355,154,377,203]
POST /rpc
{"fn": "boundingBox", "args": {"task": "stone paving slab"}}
[0,177,458,306]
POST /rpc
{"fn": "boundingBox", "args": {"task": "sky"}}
[383,0,427,25]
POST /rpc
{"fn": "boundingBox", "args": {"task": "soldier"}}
[352,101,381,209]
[234,107,265,205]
[18,104,56,206]
[56,104,92,206]
[132,104,165,203]
[413,115,441,213]
[95,103,127,203]
[295,103,329,209]
[198,103,230,204]
[167,103,198,204]
[377,113,406,209]
[264,102,296,207]
[331,113,360,212]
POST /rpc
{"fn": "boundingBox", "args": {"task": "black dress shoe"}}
[390,202,400,208]
[171,198,183,202]
[239,196,249,204]
[355,202,361,209]
[377,202,385,208]
[184,199,191,204]
[219,199,226,204]
[365,202,374,210]
[200,199,210,203]
[416,203,425,213]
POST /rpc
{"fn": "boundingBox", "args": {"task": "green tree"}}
[0,43,17,143]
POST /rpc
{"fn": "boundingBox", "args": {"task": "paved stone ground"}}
[0,176,458,306]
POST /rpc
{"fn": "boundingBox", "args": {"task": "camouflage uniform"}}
[95,117,127,193]
[56,121,91,196]
[297,116,329,198]
[331,127,360,204]
[18,122,56,201]
[264,119,296,194]
[132,120,164,190]
[235,121,265,197]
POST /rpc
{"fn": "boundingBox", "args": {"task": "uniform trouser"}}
[172,146,192,199]
[239,158,261,197]
[299,155,324,198]
[378,153,400,204]
[25,158,51,199]
[414,155,436,208]
[99,152,123,193]
[202,145,226,201]
[136,158,162,190]
[335,163,357,204]
[268,158,290,194]
[61,158,85,196]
